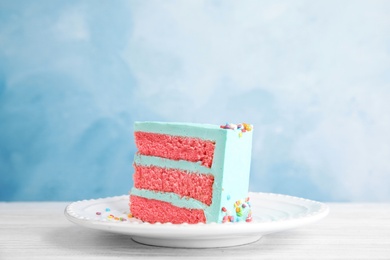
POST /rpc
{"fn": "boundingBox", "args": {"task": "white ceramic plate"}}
[64,192,329,248]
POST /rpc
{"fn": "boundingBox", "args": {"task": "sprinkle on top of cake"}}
[220,123,253,137]
[220,123,253,131]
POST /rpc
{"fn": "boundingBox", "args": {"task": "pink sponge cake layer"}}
[134,165,214,206]
[134,132,215,168]
[130,195,206,224]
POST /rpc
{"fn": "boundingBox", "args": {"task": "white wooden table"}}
[1,202,389,259]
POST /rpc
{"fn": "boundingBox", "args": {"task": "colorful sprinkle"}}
[221,196,253,224]
[220,122,253,136]
[96,212,101,215]
[222,216,229,223]
[105,208,111,212]
[243,123,253,131]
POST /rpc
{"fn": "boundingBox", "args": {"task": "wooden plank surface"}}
[0,202,389,259]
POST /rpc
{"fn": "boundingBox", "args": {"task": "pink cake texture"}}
[133,165,214,206]
[131,132,214,223]
[134,132,215,168]
[130,195,206,224]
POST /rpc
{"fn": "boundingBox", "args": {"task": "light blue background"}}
[1,1,389,202]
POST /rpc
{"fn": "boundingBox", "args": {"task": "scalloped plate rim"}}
[64,192,329,239]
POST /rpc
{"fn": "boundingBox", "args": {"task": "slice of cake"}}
[129,121,253,224]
